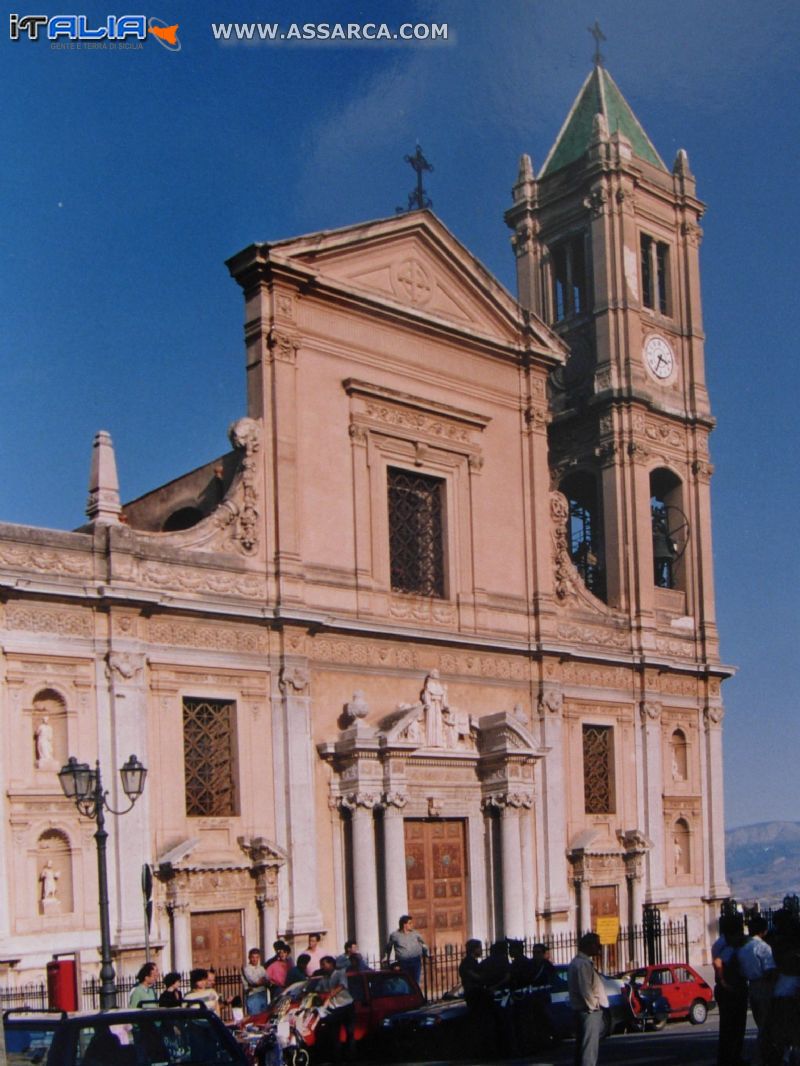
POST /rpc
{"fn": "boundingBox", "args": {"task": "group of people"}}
[457,937,560,1056]
[128,961,232,1014]
[713,902,800,1066]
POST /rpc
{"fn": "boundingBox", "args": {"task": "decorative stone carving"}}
[341,792,379,811]
[138,560,265,598]
[704,705,724,727]
[681,220,703,247]
[342,691,369,726]
[6,604,93,637]
[391,258,433,307]
[583,185,609,217]
[106,652,143,683]
[390,595,457,626]
[383,791,409,809]
[538,690,563,717]
[279,665,309,695]
[228,417,261,555]
[149,619,268,653]
[0,543,92,578]
[427,795,443,818]
[267,329,298,364]
[641,701,662,723]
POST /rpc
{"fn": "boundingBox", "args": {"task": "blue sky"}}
[2,0,798,830]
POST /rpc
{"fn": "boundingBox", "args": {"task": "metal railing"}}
[0,916,691,1013]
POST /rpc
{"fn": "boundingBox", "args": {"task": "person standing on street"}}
[568,932,608,1066]
[384,914,428,984]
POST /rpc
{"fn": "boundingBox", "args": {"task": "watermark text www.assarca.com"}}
[211,21,448,43]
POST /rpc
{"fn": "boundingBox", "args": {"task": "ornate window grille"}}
[388,468,445,597]
[583,724,614,814]
[183,697,237,817]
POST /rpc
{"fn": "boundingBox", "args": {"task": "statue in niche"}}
[40,860,60,902]
[35,717,57,769]
[673,837,683,875]
[421,670,447,747]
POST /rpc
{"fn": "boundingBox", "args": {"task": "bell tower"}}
[506,57,719,661]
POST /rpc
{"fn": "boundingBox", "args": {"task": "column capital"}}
[483,790,532,811]
[640,700,662,724]
[382,790,409,810]
[703,704,724,730]
[341,791,379,812]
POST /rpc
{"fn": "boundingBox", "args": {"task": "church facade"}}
[0,63,730,984]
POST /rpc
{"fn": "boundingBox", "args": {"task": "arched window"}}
[649,469,689,589]
[561,472,605,600]
[163,506,205,532]
[672,818,691,876]
[670,729,688,782]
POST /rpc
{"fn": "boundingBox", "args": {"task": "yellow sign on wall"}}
[595,917,620,945]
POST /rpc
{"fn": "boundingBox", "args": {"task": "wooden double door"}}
[404,819,467,951]
[190,910,244,970]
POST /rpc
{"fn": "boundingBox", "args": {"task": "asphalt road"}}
[385,1013,760,1066]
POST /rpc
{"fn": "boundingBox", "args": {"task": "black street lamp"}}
[58,754,147,1008]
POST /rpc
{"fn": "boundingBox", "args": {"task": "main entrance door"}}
[404,820,467,951]
[190,910,244,970]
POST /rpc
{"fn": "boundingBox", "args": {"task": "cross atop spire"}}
[588,20,606,66]
[398,143,433,213]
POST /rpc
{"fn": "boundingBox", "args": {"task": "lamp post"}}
[58,753,147,1009]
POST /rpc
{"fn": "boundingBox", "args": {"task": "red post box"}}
[47,958,78,1011]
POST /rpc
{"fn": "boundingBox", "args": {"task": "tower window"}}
[551,234,587,322]
[641,234,670,315]
[388,467,445,597]
[561,472,605,601]
[183,697,238,817]
[583,724,615,814]
[650,468,689,589]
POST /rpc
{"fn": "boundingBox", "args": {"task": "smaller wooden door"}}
[190,910,244,970]
[590,885,620,972]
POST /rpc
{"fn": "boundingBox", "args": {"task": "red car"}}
[624,963,715,1024]
[239,969,425,1062]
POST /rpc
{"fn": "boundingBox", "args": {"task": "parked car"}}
[378,964,631,1060]
[3,1003,248,1065]
[244,968,424,1062]
[616,962,715,1024]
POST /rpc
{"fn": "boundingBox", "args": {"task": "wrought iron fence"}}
[1,917,690,1014]
[391,918,690,1002]
[0,983,48,1011]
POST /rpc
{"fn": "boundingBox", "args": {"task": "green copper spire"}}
[540,65,667,177]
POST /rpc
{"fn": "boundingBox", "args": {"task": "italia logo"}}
[9,14,181,49]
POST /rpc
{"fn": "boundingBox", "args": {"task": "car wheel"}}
[688,999,708,1025]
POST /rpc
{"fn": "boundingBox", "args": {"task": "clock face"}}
[644,335,675,381]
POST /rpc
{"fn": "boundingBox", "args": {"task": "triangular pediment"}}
[269,212,562,356]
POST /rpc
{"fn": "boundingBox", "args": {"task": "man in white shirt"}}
[739,915,776,1059]
[568,932,608,1066]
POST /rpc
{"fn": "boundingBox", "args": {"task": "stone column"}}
[104,648,150,943]
[345,793,380,960]
[537,689,571,918]
[640,701,665,895]
[491,793,529,940]
[703,705,729,898]
[168,901,192,973]
[382,792,409,936]
[574,875,591,934]
[520,806,536,937]
[271,660,323,933]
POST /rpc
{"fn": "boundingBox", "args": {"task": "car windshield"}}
[5,1022,59,1064]
[71,1015,241,1065]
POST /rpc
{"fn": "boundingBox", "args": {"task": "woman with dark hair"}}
[158,971,183,1007]
[128,961,159,1007]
